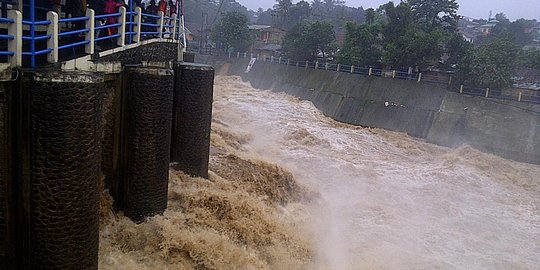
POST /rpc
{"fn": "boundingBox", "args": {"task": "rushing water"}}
[212,76,540,269]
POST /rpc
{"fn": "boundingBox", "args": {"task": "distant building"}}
[479,19,499,36]
[255,44,282,58]
[248,25,286,44]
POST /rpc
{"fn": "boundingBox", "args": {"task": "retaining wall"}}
[228,59,540,164]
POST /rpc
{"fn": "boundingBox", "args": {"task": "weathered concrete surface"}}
[171,63,214,178]
[120,67,174,223]
[227,59,540,164]
[96,42,178,65]
[428,93,540,164]
[17,71,105,270]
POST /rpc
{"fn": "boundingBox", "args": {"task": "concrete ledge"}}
[230,59,540,165]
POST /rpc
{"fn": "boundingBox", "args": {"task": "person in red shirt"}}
[104,0,124,35]
[158,0,167,14]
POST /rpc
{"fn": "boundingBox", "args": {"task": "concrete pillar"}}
[171,14,177,40]
[158,11,165,39]
[7,10,22,67]
[172,63,214,179]
[119,67,174,223]
[14,71,105,270]
[46,11,58,63]
[117,7,126,46]
[85,8,95,54]
[134,7,142,43]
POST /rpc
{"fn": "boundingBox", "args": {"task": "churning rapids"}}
[99,75,540,269]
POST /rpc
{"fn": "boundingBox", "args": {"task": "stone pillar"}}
[172,63,214,179]
[16,71,105,270]
[119,67,174,223]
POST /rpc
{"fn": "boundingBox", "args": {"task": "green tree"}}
[287,1,311,28]
[408,0,459,31]
[282,21,336,61]
[457,37,519,89]
[382,2,414,44]
[365,8,376,24]
[211,11,252,52]
[338,22,382,66]
[383,25,445,68]
[444,32,472,69]
[520,49,540,70]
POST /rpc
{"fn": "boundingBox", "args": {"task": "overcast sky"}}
[237,0,540,20]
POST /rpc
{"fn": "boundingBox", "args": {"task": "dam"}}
[0,1,539,268]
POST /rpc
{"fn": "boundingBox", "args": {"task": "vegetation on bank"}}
[195,0,540,89]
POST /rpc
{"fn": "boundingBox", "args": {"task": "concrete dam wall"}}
[0,42,215,269]
[227,59,540,165]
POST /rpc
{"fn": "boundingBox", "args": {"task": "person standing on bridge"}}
[104,0,124,36]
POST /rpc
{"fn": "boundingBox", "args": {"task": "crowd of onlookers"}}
[13,0,179,39]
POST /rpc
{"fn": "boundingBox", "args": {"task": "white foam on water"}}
[213,76,540,270]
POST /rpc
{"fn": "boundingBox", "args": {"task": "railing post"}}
[325,63,328,70]
[305,61,308,68]
[351,65,354,73]
[278,57,282,63]
[287,59,290,65]
[244,52,247,58]
[250,53,253,58]
[85,8,95,54]
[257,53,260,59]
[158,11,165,39]
[46,11,58,63]
[236,52,240,58]
[460,85,463,94]
[368,67,372,76]
[392,70,396,78]
[315,61,319,69]
[518,92,522,102]
[448,75,452,85]
[134,7,142,43]
[270,56,274,62]
[485,88,490,98]
[296,61,299,67]
[8,10,22,67]
[117,7,126,46]
[171,14,177,40]
[417,73,422,82]
[337,64,340,72]
[228,52,231,58]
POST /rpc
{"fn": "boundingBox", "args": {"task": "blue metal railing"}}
[1,1,185,68]
[230,53,540,106]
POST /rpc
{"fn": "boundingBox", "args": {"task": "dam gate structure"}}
[0,1,215,269]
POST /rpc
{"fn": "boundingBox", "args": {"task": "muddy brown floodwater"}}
[99,76,540,270]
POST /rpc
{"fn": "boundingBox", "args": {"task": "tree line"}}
[211,0,540,89]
